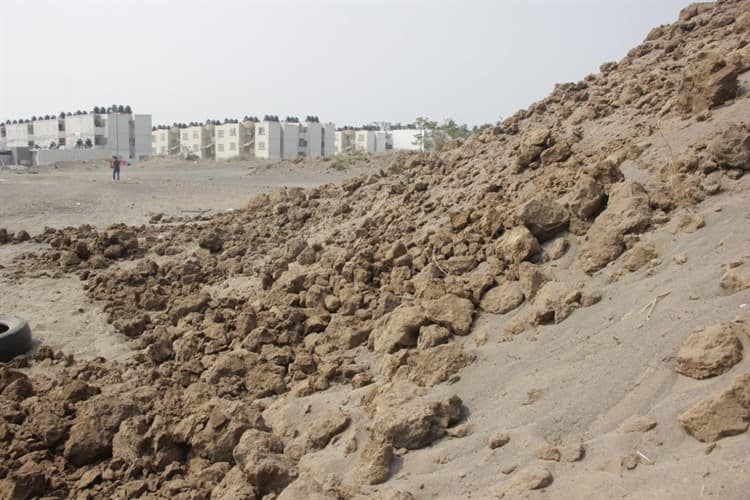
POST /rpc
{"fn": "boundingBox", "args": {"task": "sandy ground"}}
[0,156,377,360]
[0,156,376,234]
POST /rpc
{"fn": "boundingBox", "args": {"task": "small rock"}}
[620,415,658,433]
[489,432,510,449]
[675,324,743,379]
[679,372,750,442]
[678,211,705,233]
[564,442,585,462]
[535,446,561,461]
[498,466,553,497]
[480,281,524,315]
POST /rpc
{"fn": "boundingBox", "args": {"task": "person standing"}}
[111,156,121,181]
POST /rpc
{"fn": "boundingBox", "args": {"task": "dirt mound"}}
[1,1,749,498]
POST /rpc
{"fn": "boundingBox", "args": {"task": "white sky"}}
[1,0,692,127]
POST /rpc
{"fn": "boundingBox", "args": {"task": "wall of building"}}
[215,123,241,160]
[5,123,32,148]
[322,123,335,157]
[300,122,322,158]
[374,131,387,153]
[64,115,105,148]
[152,129,180,156]
[355,130,375,153]
[255,122,281,159]
[390,129,422,151]
[180,126,206,158]
[106,113,131,159]
[33,119,62,148]
[239,122,255,158]
[335,130,355,154]
[132,115,152,160]
[33,148,114,166]
[281,122,299,159]
[254,121,281,159]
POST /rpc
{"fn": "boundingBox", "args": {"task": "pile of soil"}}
[0,1,749,498]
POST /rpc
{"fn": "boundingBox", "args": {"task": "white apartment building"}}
[335,130,355,154]
[281,122,299,159]
[1,109,152,164]
[106,113,131,159]
[298,121,321,157]
[33,118,64,149]
[180,124,215,159]
[254,121,282,159]
[5,122,34,148]
[390,129,423,151]
[214,122,254,160]
[151,128,180,156]
[132,114,153,160]
[374,131,388,153]
[322,122,335,157]
[296,121,336,158]
[354,130,376,153]
[64,113,107,149]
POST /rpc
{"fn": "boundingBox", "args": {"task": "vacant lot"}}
[0,155,376,234]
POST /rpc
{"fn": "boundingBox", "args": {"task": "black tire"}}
[0,316,32,362]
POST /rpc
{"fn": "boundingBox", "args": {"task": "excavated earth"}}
[1,1,750,498]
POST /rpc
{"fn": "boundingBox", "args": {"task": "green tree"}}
[412,117,438,152]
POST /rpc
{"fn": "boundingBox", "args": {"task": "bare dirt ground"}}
[0,157,377,361]
[0,3,749,499]
[0,156,376,234]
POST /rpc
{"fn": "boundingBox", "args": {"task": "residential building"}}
[321,122,335,157]
[151,127,180,156]
[1,108,152,165]
[5,122,34,148]
[374,131,388,153]
[180,124,215,159]
[215,121,254,160]
[335,130,355,154]
[298,121,321,158]
[354,130,376,153]
[33,118,64,149]
[104,113,129,159]
[254,121,281,159]
[64,113,107,149]
[390,129,422,151]
[281,121,299,159]
[0,124,6,150]
[238,120,256,157]
[132,114,153,160]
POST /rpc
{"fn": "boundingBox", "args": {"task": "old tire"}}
[0,316,32,362]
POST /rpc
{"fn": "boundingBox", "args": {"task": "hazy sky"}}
[1,0,692,127]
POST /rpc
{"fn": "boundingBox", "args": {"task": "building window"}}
[160,133,166,141]
[161,146,166,154]
[257,141,265,151]
[357,135,364,141]
[193,144,199,152]
[230,142,236,151]
[257,127,265,136]
[192,131,199,139]
[217,129,224,138]
[152,135,156,143]
[182,133,188,140]
[230,128,237,136]
[218,144,225,152]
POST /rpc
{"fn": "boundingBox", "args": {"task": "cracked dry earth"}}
[0,1,750,498]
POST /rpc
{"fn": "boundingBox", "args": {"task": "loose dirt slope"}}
[0,2,749,498]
